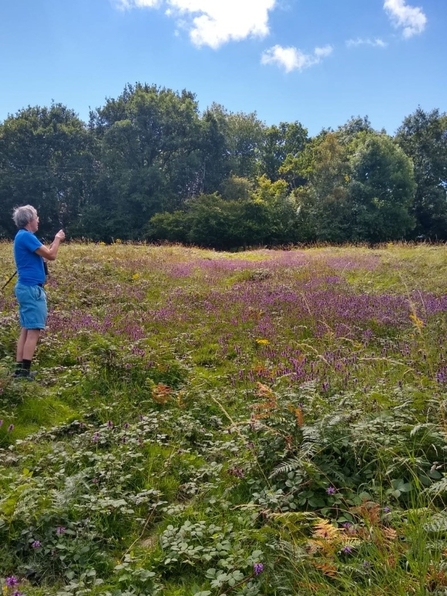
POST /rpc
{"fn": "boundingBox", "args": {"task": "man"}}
[12,205,65,379]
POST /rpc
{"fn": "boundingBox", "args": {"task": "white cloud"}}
[114,0,277,49]
[383,0,427,38]
[346,38,388,48]
[261,44,333,73]
[114,0,161,8]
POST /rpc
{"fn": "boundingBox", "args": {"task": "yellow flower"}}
[409,312,424,330]
[255,338,270,345]
[132,273,140,280]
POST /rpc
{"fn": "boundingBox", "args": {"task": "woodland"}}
[0,82,446,248]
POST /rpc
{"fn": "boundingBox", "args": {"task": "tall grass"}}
[1,241,447,595]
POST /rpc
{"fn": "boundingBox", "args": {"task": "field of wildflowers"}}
[1,241,447,595]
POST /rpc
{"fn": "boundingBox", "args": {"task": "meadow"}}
[1,241,447,596]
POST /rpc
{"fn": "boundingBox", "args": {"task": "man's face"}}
[29,215,39,233]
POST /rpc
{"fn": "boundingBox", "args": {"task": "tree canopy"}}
[0,86,445,248]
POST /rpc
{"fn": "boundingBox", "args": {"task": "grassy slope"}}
[1,241,447,595]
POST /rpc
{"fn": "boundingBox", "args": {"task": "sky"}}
[0,0,446,137]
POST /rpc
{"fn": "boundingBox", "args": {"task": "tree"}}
[225,110,265,179]
[200,104,232,194]
[347,133,416,242]
[395,107,447,238]
[86,83,203,240]
[336,115,376,144]
[292,131,415,243]
[294,133,352,242]
[0,103,95,238]
[259,121,309,182]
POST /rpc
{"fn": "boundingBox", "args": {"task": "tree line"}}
[0,82,446,248]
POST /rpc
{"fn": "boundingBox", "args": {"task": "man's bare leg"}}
[15,328,40,376]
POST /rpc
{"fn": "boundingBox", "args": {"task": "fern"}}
[425,476,447,496]
[423,512,447,534]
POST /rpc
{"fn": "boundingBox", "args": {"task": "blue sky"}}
[0,0,445,136]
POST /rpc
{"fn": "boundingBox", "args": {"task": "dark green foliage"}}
[148,186,302,249]
[395,107,447,239]
[0,86,446,246]
[82,83,204,241]
[347,134,416,242]
[0,103,95,239]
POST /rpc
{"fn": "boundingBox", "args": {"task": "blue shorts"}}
[15,283,48,330]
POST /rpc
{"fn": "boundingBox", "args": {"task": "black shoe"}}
[13,370,37,381]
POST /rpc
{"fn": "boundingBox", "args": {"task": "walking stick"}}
[1,271,17,292]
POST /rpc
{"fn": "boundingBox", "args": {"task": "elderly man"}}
[12,205,65,379]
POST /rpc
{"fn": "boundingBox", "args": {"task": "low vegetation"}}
[1,241,447,595]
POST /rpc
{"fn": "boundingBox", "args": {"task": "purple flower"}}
[13,592,24,596]
[56,526,66,535]
[326,486,336,495]
[341,545,353,554]
[107,420,113,428]
[31,540,42,548]
[228,466,245,478]
[8,424,14,432]
[5,576,19,587]
[92,432,99,443]
[0,419,3,427]
[253,562,264,575]
[383,506,391,513]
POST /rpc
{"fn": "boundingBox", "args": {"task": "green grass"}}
[1,241,447,595]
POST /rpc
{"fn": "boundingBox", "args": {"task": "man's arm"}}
[35,230,65,261]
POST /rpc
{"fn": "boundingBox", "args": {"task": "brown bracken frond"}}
[256,382,276,399]
[351,500,382,525]
[294,406,304,427]
[312,519,340,541]
[151,383,172,404]
[314,562,338,578]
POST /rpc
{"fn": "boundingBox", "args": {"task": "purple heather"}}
[253,563,264,575]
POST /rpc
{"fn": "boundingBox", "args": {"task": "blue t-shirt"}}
[13,229,45,285]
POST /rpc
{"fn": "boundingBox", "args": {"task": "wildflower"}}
[253,562,264,575]
[8,424,14,432]
[31,540,42,548]
[0,419,3,427]
[255,338,270,345]
[107,420,113,428]
[383,506,391,513]
[326,486,336,495]
[409,312,424,330]
[228,466,244,478]
[92,432,99,443]
[341,545,353,554]
[5,576,19,587]
[13,592,24,596]
[56,526,66,535]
